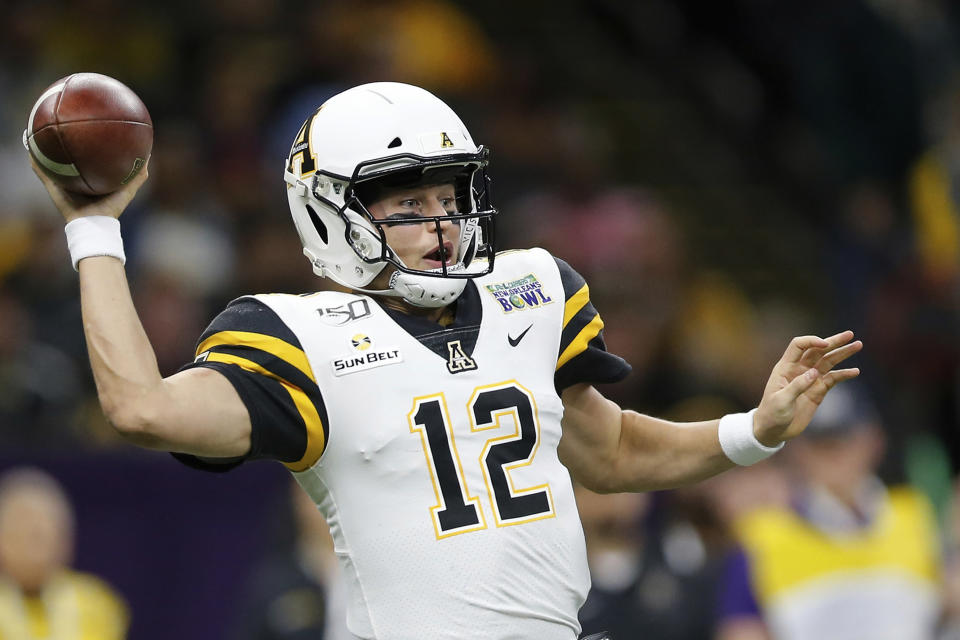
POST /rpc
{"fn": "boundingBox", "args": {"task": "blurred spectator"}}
[576,486,725,639]
[939,475,960,639]
[27,1,178,110]
[715,383,941,640]
[130,213,235,376]
[911,76,960,288]
[234,479,348,640]
[0,467,128,639]
[0,288,83,445]
[513,188,689,411]
[903,79,960,468]
[668,272,760,404]
[294,0,498,95]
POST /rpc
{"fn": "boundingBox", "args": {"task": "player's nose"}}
[437,215,461,241]
[422,198,450,217]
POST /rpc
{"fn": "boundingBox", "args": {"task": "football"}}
[23,72,153,196]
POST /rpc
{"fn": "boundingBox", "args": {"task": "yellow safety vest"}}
[0,571,128,640]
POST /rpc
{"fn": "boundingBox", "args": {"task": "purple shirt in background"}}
[718,548,761,620]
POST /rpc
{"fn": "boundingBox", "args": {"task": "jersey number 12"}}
[409,381,555,539]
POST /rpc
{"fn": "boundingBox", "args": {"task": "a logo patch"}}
[440,131,454,148]
[332,346,403,376]
[317,299,372,326]
[446,340,477,374]
[484,274,554,313]
[351,334,372,351]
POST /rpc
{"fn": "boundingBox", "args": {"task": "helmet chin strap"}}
[345,266,469,308]
[389,270,468,307]
[347,271,464,308]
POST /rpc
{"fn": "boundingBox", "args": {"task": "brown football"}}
[23,73,153,195]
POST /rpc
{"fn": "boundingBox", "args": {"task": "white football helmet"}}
[283,82,497,307]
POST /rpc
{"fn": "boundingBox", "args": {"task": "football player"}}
[28,82,861,640]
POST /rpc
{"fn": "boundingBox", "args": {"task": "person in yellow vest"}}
[715,384,941,640]
[0,467,129,640]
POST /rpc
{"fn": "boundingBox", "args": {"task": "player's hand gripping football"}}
[752,331,863,446]
[28,154,149,223]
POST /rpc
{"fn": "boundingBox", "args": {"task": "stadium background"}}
[0,1,958,638]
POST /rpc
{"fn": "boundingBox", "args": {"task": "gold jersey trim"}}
[557,315,604,370]
[205,352,327,469]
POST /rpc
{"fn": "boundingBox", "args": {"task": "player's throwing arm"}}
[24,74,255,460]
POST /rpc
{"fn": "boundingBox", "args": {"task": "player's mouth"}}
[422,242,455,269]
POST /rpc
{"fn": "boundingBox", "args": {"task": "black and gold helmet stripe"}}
[287,107,321,179]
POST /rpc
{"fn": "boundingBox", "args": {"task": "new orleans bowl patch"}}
[484,274,554,313]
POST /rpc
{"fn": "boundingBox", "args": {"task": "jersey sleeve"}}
[175,296,328,473]
[553,257,631,392]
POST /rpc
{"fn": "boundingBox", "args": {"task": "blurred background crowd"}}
[1,0,959,638]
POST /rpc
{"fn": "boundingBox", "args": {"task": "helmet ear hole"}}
[306,204,328,244]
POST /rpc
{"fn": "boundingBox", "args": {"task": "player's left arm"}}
[557,331,862,493]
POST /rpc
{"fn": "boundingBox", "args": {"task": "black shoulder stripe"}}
[196,297,302,349]
[203,344,322,403]
[554,256,587,300]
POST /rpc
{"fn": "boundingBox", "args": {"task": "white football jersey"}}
[182,248,630,639]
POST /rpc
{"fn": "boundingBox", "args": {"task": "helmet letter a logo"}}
[440,132,454,148]
[288,109,320,178]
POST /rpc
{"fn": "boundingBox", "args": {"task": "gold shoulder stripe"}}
[205,352,326,470]
[556,315,604,370]
[563,284,590,328]
[198,331,315,383]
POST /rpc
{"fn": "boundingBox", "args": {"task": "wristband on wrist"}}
[64,216,125,271]
[718,408,784,466]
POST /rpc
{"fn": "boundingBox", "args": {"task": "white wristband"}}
[64,216,125,271]
[718,408,784,466]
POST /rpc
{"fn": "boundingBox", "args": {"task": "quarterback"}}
[28,83,861,639]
